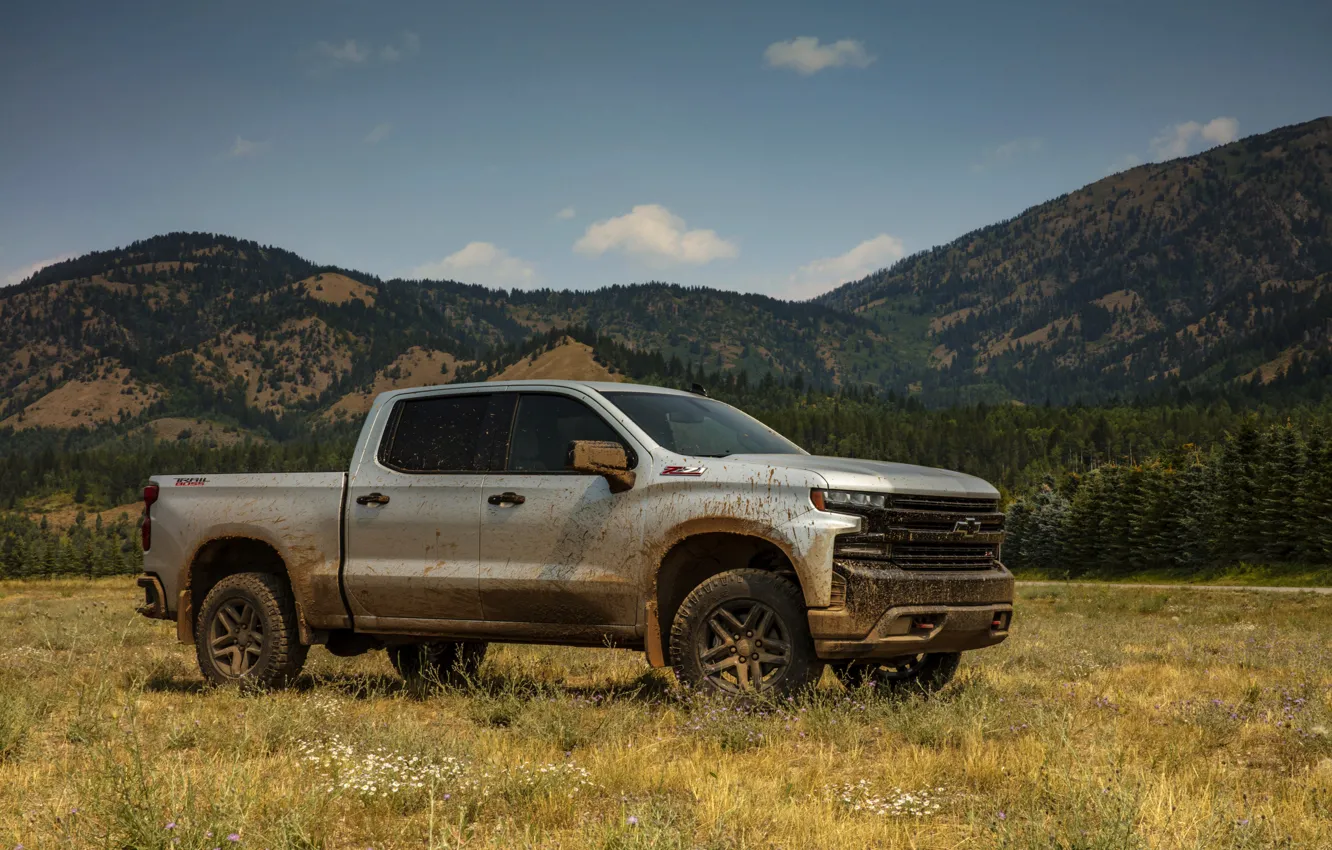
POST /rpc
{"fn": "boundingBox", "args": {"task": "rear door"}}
[342,391,498,623]
[478,390,645,626]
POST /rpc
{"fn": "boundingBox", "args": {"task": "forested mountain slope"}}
[820,117,1332,402]
[2,118,1331,440]
[0,233,866,435]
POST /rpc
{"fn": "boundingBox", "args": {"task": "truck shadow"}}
[312,667,676,704]
[141,667,676,704]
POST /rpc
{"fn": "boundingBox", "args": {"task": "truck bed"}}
[143,472,350,636]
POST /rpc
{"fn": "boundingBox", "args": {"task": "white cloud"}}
[1150,116,1240,161]
[973,137,1044,172]
[1200,116,1240,145]
[380,31,421,62]
[310,32,419,71]
[3,253,75,287]
[227,136,269,158]
[407,242,538,288]
[788,234,906,299]
[364,123,393,144]
[314,39,369,66]
[764,37,874,75]
[574,204,738,265]
[555,207,576,220]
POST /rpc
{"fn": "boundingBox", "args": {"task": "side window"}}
[380,394,491,472]
[506,394,627,472]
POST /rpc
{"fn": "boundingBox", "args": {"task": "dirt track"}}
[1018,580,1332,595]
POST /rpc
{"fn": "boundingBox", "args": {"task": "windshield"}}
[601,391,805,458]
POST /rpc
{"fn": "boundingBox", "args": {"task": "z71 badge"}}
[660,465,706,476]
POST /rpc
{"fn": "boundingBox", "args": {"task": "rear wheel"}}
[670,568,823,697]
[388,641,487,685]
[195,572,308,689]
[831,652,961,695]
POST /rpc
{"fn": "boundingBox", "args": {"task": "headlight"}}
[811,489,887,511]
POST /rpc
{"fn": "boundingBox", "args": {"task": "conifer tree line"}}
[1004,422,1332,574]
[4,330,1332,579]
[0,511,141,580]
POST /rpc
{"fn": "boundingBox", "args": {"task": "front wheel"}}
[831,652,961,695]
[670,568,823,697]
[195,572,308,689]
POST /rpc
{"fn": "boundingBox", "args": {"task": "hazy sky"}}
[3,0,1330,298]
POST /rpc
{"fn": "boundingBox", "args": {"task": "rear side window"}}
[380,394,491,472]
[506,394,628,472]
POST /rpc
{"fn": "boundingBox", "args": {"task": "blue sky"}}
[2,0,1330,298]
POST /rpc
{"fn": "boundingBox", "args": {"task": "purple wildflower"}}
[627,815,639,826]
[228,834,240,842]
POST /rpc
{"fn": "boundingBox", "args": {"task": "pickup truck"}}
[137,380,1012,696]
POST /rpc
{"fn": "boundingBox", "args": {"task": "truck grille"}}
[890,544,999,570]
[891,495,1000,514]
[833,493,1004,569]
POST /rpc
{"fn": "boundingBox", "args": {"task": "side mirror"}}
[566,440,636,493]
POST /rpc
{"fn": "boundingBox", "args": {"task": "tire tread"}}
[195,572,308,688]
[669,568,822,696]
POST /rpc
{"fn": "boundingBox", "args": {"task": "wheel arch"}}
[645,521,808,668]
[177,534,298,644]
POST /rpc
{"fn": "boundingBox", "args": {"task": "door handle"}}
[487,492,526,506]
[356,492,390,506]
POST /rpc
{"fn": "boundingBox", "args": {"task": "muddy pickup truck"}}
[136,380,1012,696]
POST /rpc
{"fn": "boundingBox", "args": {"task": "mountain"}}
[2,118,1331,438]
[0,233,871,436]
[819,117,1332,402]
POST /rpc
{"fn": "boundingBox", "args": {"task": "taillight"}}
[141,484,159,551]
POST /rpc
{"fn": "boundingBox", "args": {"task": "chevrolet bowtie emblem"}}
[953,517,982,536]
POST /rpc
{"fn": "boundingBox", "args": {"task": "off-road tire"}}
[670,568,823,697]
[832,652,962,695]
[195,572,308,689]
[388,641,487,685]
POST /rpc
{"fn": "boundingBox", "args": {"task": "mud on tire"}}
[195,572,308,689]
[670,568,823,697]
[831,652,961,695]
[388,641,487,686]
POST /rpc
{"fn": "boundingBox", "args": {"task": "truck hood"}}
[725,454,999,499]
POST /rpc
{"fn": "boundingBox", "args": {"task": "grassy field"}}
[2,580,1330,849]
[1013,563,1332,588]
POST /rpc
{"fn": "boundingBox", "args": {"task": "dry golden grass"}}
[1,367,161,431]
[141,417,262,447]
[1,580,1329,849]
[492,339,621,383]
[326,349,471,420]
[16,491,141,532]
[296,273,377,307]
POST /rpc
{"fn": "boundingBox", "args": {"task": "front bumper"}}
[807,559,1014,660]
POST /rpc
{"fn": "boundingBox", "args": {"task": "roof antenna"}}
[690,383,709,397]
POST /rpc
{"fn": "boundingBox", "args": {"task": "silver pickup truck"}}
[136,380,1012,696]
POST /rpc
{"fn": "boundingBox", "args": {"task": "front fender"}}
[775,510,862,608]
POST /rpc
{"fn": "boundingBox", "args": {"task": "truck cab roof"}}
[373,379,696,406]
